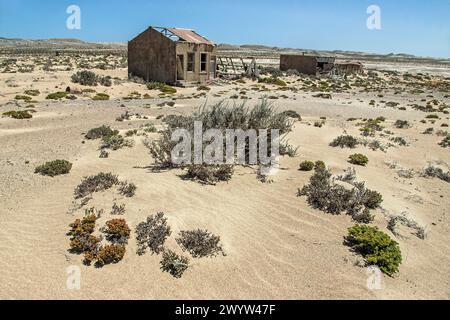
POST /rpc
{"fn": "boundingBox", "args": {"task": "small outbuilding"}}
[280,54,335,76]
[128,26,217,84]
[334,61,364,76]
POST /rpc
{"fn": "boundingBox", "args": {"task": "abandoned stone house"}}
[128,26,217,84]
[280,54,336,76]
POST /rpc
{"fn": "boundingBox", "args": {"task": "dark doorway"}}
[177,55,185,80]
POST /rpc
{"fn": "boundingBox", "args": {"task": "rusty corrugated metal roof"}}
[167,28,214,45]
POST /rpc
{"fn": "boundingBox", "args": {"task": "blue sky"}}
[0,0,449,58]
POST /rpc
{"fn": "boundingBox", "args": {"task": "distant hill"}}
[0,37,126,50]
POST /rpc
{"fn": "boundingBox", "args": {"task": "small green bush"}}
[2,110,33,119]
[314,161,326,171]
[438,135,450,148]
[425,114,439,119]
[160,250,189,278]
[15,94,32,101]
[348,153,369,166]
[92,93,110,101]
[299,161,314,171]
[118,181,137,197]
[24,89,40,96]
[258,77,287,87]
[330,135,358,148]
[197,85,211,91]
[35,159,72,177]
[101,134,134,151]
[85,125,118,140]
[345,225,402,275]
[46,92,67,100]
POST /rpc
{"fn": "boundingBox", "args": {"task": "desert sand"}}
[0,51,449,300]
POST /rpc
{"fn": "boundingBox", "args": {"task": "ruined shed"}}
[128,27,217,84]
[280,54,335,76]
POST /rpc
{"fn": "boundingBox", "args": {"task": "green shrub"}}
[85,125,118,140]
[147,82,177,94]
[348,154,369,166]
[74,172,119,199]
[35,160,72,177]
[330,135,358,148]
[299,161,314,171]
[46,92,67,100]
[71,70,98,86]
[176,229,225,258]
[160,250,189,278]
[314,161,326,171]
[15,94,32,101]
[2,110,33,119]
[425,114,439,119]
[101,134,134,151]
[92,93,110,100]
[24,89,40,96]
[258,77,287,87]
[345,225,402,275]
[136,212,171,255]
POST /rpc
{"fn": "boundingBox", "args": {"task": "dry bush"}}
[71,70,98,86]
[422,164,450,183]
[299,161,314,171]
[160,250,189,278]
[100,134,134,151]
[118,181,137,197]
[74,172,119,199]
[136,212,171,255]
[35,159,72,177]
[185,164,234,185]
[298,168,382,221]
[329,135,359,148]
[387,213,427,240]
[103,219,131,244]
[85,125,118,140]
[95,244,126,267]
[145,99,295,183]
[176,229,225,258]
[68,209,102,258]
[111,203,125,215]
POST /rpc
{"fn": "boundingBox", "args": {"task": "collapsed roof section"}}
[152,27,215,46]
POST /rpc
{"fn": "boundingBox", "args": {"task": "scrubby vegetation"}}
[147,81,177,94]
[136,212,171,255]
[185,164,234,185]
[92,93,110,101]
[72,70,98,86]
[85,125,118,140]
[345,225,402,275]
[258,77,287,87]
[2,110,33,119]
[74,172,119,199]
[95,244,126,266]
[330,135,359,148]
[160,249,189,278]
[46,91,67,100]
[103,219,131,244]
[118,181,137,197]
[394,120,410,129]
[298,168,382,221]
[145,99,295,183]
[422,164,450,183]
[35,159,72,177]
[348,154,369,166]
[438,135,450,148]
[176,229,225,258]
[299,161,315,171]
[100,133,134,151]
